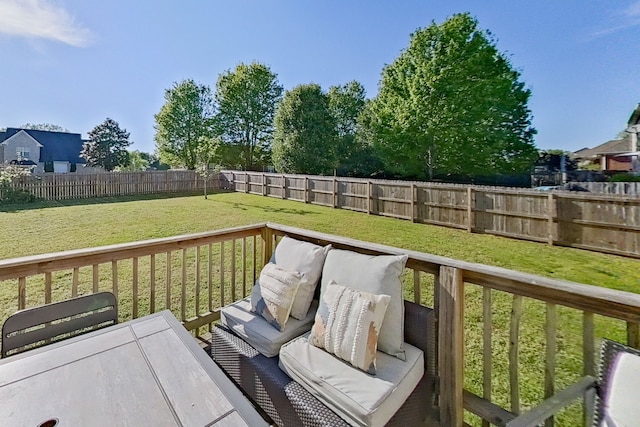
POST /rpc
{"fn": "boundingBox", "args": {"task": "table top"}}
[0,310,267,427]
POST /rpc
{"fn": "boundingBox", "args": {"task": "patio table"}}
[0,309,267,426]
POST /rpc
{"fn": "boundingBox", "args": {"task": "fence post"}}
[438,266,465,427]
[245,173,249,193]
[411,184,417,222]
[547,193,555,245]
[467,187,474,233]
[367,181,372,214]
[333,177,338,208]
[282,174,286,199]
[262,173,266,196]
[304,177,309,203]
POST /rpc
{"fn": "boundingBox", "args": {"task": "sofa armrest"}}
[402,300,438,423]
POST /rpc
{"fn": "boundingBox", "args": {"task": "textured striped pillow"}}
[309,281,390,374]
[250,263,303,331]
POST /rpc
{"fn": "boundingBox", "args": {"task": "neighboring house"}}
[573,138,633,171]
[574,104,640,173]
[0,128,86,173]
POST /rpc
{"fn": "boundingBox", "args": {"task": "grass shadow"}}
[216,199,320,216]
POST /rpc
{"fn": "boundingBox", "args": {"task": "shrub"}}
[0,166,38,204]
[609,173,640,182]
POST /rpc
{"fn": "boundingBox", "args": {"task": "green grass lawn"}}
[1,191,639,425]
[2,191,638,292]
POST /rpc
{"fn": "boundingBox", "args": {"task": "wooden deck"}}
[1,222,639,426]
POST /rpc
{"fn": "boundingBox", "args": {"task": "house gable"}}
[0,130,43,163]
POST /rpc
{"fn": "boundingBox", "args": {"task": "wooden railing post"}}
[509,295,523,415]
[627,322,640,348]
[261,226,273,266]
[438,266,465,427]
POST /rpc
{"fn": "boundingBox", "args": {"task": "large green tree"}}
[327,81,381,176]
[362,13,537,180]
[215,62,283,170]
[80,118,132,171]
[154,79,214,169]
[272,84,337,175]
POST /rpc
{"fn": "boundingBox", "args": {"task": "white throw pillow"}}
[309,281,390,374]
[250,263,303,331]
[272,236,332,320]
[321,249,408,360]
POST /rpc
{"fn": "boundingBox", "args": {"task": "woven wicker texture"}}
[211,300,438,426]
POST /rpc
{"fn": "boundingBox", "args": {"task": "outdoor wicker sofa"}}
[211,300,437,426]
[210,236,439,426]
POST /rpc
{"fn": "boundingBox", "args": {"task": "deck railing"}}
[1,223,639,426]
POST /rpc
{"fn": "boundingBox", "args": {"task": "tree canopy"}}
[536,150,577,172]
[327,81,380,176]
[272,84,337,174]
[215,62,283,170]
[117,150,151,172]
[80,118,132,171]
[20,123,70,132]
[362,13,537,180]
[154,79,214,169]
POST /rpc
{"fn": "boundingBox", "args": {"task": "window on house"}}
[16,147,30,159]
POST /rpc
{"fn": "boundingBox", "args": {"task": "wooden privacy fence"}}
[1,170,220,201]
[221,171,640,258]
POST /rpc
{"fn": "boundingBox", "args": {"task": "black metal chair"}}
[507,338,640,427]
[1,292,118,358]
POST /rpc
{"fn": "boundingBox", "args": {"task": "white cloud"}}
[590,1,640,38]
[0,0,91,47]
[622,1,640,18]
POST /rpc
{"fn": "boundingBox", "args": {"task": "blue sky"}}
[0,1,639,155]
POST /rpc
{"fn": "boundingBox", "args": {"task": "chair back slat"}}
[1,292,118,358]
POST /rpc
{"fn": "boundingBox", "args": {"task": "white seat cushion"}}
[220,298,317,357]
[279,333,424,427]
